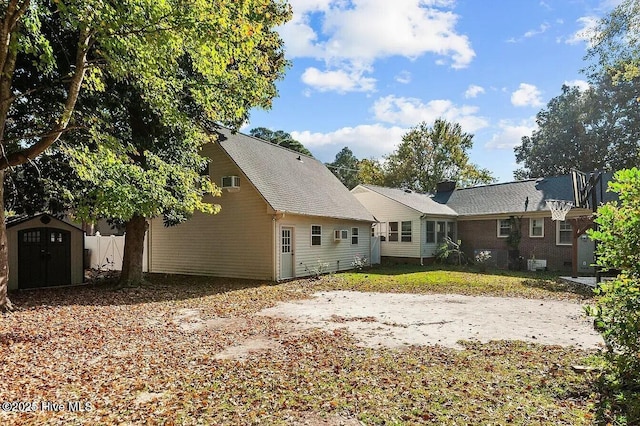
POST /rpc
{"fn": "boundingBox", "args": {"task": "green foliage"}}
[514,81,640,179]
[326,146,359,189]
[586,0,640,83]
[384,119,494,193]
[249,127,313,156]
[356,158,386,186]
[586,168,640,423]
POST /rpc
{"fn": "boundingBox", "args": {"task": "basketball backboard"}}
[571,169,602,211]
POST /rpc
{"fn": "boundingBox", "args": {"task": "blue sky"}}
[245,0,619,183]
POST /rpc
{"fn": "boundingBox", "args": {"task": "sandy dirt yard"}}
[259,291,604,350]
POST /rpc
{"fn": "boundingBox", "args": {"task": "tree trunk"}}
[0,170,13,311]
[119,214,147,287]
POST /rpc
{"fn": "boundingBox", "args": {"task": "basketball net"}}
[546,199,573,221]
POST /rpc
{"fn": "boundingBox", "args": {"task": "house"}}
[7,213,85,289]
[147,128,375,281]
[354,174,614,272]
[351,183,458,264]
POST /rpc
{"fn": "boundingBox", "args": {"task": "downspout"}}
[420,214,427,266]
[272,215,277,281]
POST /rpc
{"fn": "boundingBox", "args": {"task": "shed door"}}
[18,228,71,288]
[280,227,294,279]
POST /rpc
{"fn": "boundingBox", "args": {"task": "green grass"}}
[324,264,594,300]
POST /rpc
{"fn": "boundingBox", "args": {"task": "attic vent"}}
[221,176,240,192]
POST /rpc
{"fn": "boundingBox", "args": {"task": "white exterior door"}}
[280,226,294,279]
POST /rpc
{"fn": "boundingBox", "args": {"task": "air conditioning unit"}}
[221,176,240,192]
[334,229,348,241]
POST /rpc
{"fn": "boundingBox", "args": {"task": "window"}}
[388,222,399,242]
[401,221,412,242]
[22,231,40,243]
[557,220,572,245]
[530,218,544,237]
[497,219,511,238]
[425,221,435,243]
[437,221,447,243]
[446,222,455,241]
[311,225,322,246]
[351,227,359,245]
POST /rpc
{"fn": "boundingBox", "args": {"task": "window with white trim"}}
[497,219,511,238]
[351,227,359,245]
[437,221,447,243]
[425,221,435,243]
[530,218,544,237]
[388,222,399,242]
[401,221,412,242]
[556,220,572,245]
[311,225,322,246]
[446,222,455,241]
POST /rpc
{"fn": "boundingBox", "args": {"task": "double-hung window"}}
[497,219,511,238]
[388,222,399,242]
[311,225,322,246]
[530,218,544,238]
[401,221,412,242]
[556,220,572,245]
[351,227,359,245]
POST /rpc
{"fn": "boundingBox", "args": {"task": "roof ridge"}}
[216,126,317,160]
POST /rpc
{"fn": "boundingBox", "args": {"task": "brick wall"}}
[457,217,572,271]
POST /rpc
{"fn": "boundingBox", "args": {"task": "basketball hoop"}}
[547,199,573,221]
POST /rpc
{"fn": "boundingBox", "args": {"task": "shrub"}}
[586,168,640,423]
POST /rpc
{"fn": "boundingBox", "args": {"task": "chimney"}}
[436,180,456,193]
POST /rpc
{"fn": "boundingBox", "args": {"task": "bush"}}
[586,168,640,423]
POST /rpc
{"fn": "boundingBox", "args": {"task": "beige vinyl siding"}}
[149,143,274,280]
[277,215,371,279]
[7,219,84,289]
[352,190,421,258]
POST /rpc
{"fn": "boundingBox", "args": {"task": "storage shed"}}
[7,214,85,289]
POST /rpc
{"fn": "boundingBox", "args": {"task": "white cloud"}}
[281,0,475,92]
[511,83,544,108]
[301,67,376,93]
[563,79,590,91]
[395,70,412,84]
[565,16,598,45]
[372,95,489,132]
[464,84,485,99]
[524,22,550,38]
[486,118,537,150]
[291,124,407,158]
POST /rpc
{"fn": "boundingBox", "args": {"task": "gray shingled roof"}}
[358,185,458,216]
[214,128,375,222]
[432,174,615,216]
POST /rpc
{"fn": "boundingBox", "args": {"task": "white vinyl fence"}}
[84,234,148,272]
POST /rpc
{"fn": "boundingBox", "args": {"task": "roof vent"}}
[436,180,456,193]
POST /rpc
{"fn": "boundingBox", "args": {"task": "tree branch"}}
[0,27,91,169]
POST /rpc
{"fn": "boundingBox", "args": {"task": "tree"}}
[4,151,81,218]
[384,119,494,193]
[514,81,640,179]
[67,83,220,287]
[586,168,640,423]
[327,147,359,189]
[249,127,313,156]
[357,158,386,186]
[0,0,291,309]
[586,0,640,82]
